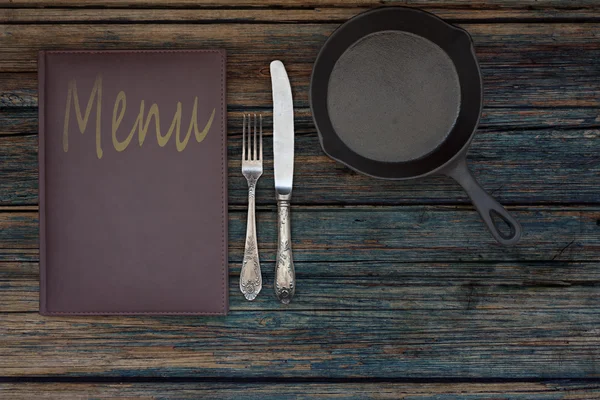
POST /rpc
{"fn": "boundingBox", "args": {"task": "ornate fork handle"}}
[274,192,295,304]
[240,177,262,300]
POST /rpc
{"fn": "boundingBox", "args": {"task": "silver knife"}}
[270,60,295,304]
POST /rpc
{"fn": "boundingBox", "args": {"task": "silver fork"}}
[240,114,263,301]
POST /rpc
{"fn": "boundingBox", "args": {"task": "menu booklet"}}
[38,50,228,315]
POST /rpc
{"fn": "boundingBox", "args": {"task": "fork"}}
[240,114,263,301]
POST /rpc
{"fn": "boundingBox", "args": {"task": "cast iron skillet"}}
[310,6,522,245]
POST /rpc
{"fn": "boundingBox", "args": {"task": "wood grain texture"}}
[1,0,599,394]
[1,207,599,262]
[3,62,600,109]
[2,260,600,313]
[3,127,599,206]
[1,24,600,82]
[1,382,600,399]
[3,7,600,22]
[0,307,598,378]
[4,0,600,8]
[3,106,600,136]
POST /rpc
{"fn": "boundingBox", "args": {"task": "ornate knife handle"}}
[240,180,262,301]
[275,193,295,304]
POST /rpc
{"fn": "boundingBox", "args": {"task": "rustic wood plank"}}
[2,7,599,23]
[0,2,598,389]
[1,382,599,399]
[3,127,599,206]
[1,25,599,109]
[1,24,599,85]
[3,63,600,110]
[5,259,600,282]
[0,308,598,378]
[3,106,600,137]
[0,74,36,108]
[2,260,599,313]
[0,134,37,206]
[3,0,600,9]
[1,207,598,262]
[0,109,37,135]
[0,249,37,263]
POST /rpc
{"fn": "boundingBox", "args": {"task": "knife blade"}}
[271,60,294,195]
[270,60,296,304]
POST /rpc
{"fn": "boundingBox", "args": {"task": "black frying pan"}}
[310,7,522,245]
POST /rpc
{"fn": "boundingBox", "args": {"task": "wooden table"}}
[1,1,599,398]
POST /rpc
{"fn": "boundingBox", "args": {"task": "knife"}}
[270,60,295,304]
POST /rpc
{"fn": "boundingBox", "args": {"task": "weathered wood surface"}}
[1,0,599,397]
[3,106,600,135]
[2,18,599,210]
[2,24,600,95]
[2,382,600,399]
[3,126,600,206]
[3,260,600,313]
[2,207,599,261]
[0,308,598,378]
[4,0,600,8]
[4,62,600,109]
[3,7,600,22]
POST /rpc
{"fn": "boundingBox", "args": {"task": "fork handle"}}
[274,193,295,304]
[240,179,262,301]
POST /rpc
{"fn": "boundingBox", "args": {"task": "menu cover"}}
[38,50,228,315]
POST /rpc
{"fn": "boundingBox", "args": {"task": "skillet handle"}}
[445,157,522,246]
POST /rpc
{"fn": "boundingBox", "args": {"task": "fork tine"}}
[242,114,246,161]
[259,114,263,161]
[246,114,251,160]
[248,114,253,160]
[253,113,257,161]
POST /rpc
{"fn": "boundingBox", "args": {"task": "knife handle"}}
[275,193,295,304]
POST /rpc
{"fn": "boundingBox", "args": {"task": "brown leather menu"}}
[38,50,228,315]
